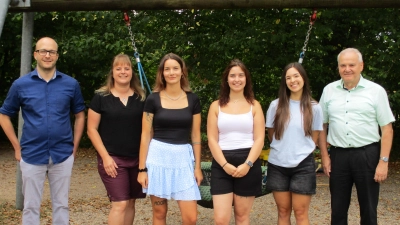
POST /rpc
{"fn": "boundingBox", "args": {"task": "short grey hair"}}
[337,48,363,63]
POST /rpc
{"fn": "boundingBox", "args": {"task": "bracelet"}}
[138,168,148,173]
[222,162,228,168]
[192,142,201,145]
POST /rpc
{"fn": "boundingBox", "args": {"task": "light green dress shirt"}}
[319,75,395,148]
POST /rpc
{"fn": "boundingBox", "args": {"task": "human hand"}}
[194,168,203,186]
[321,155,331,177]
[231,163,250,178]
[223,163,237,176]
[374,161,388,183]
[14,148,21,162]
[137,172,148,188]
[103,155,118,178]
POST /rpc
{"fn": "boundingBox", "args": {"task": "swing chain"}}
[127,25,138,53]
[123,11,137,53]
[301,23,313,53]
[299,9,317,64]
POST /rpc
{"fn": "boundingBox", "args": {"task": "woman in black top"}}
[87,54,146,224]
[137,53,203,225]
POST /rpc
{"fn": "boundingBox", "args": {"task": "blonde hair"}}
[96,54,146,101]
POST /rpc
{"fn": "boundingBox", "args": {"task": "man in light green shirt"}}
[319,48,394,225]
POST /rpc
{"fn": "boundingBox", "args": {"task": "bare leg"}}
[212,193,234,225]
[292,193,311,225]
[124,199,136,225]
[233,194,255,225]
[273,191,292,225]
[150,195,168,225]
[177,200,198,225]
[108,199,136,225]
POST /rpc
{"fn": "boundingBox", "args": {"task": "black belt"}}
[331,142,378,150]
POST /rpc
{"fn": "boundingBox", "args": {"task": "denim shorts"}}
[210,148,262,196]
[266,153,316,195]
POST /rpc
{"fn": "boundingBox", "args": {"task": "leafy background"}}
[1,9,399,158]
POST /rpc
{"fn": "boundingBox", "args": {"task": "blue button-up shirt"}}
[0,69,85,164]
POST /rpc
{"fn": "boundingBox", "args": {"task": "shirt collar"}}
[30,69,59,81]
[336,74,367,90]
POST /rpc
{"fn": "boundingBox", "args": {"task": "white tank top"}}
[217,105,254,150]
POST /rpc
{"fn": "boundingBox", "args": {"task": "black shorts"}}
[210,148,262,196]
[266,153,316,195]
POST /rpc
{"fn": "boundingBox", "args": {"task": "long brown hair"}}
[96,54,146,101]
[219,59,254,107]
[153,53,191,92]
[273,62,315,140]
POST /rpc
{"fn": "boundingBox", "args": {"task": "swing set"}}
[122,9,318,209]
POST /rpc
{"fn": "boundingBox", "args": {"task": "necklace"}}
[120,97,128,105]
[231,99,242,103]
[164,91,183,101]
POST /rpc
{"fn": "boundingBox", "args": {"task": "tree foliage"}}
[0,9,399,158]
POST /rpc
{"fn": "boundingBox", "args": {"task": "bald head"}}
[35,37,58,51]
[34,37,59,75]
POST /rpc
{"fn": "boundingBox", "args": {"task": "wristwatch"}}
[380,157,389,162]
[246,161,253,167]
[138,167,148,172]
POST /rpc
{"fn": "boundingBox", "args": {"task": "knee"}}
[293,207,308,221]
[277,206,292,218]
[111,201,129,213]
[234,210,250,223]
[182,214,197,225]
[153,207,167,220]
[234,214,249,223]
[214,216,229,225]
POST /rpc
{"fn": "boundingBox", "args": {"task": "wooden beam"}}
[8,0,400,12]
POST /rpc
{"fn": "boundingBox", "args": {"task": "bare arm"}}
[191,113,203,185]
[318,123,330,177]
[245,101,265,164]
[207,101,236,175]
[137,112,154,188]
[87,109,119,177]
[233,101,265,177]
[267,128,274,143]
[0,114,21,161]
[374,123,393,182]
[72,111,85,157]
[312,130,320,145]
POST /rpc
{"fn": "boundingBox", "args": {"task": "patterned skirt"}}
[143,139,201,200]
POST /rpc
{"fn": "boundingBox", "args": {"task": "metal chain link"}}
[127,24,137,53]
[302,23,313,52]
[299,9,317,63]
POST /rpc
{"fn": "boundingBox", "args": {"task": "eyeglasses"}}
[35,49,58,56]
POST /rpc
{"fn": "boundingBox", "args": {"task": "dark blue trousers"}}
[329,143,380,225]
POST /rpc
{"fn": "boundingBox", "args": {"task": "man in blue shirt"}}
[319,48,395,225]
[0,37,85,225]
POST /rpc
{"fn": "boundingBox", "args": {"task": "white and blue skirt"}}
[143,139,201,200]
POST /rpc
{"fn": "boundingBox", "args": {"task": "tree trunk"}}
[8,0,400,12]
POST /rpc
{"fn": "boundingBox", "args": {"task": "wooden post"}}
[8,0,400,12]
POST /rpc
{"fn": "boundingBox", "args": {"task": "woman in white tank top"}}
[207,59,265,224]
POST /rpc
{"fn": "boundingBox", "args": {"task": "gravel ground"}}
[1,145,399,224]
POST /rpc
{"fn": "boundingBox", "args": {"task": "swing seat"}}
[198,162,271,209]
